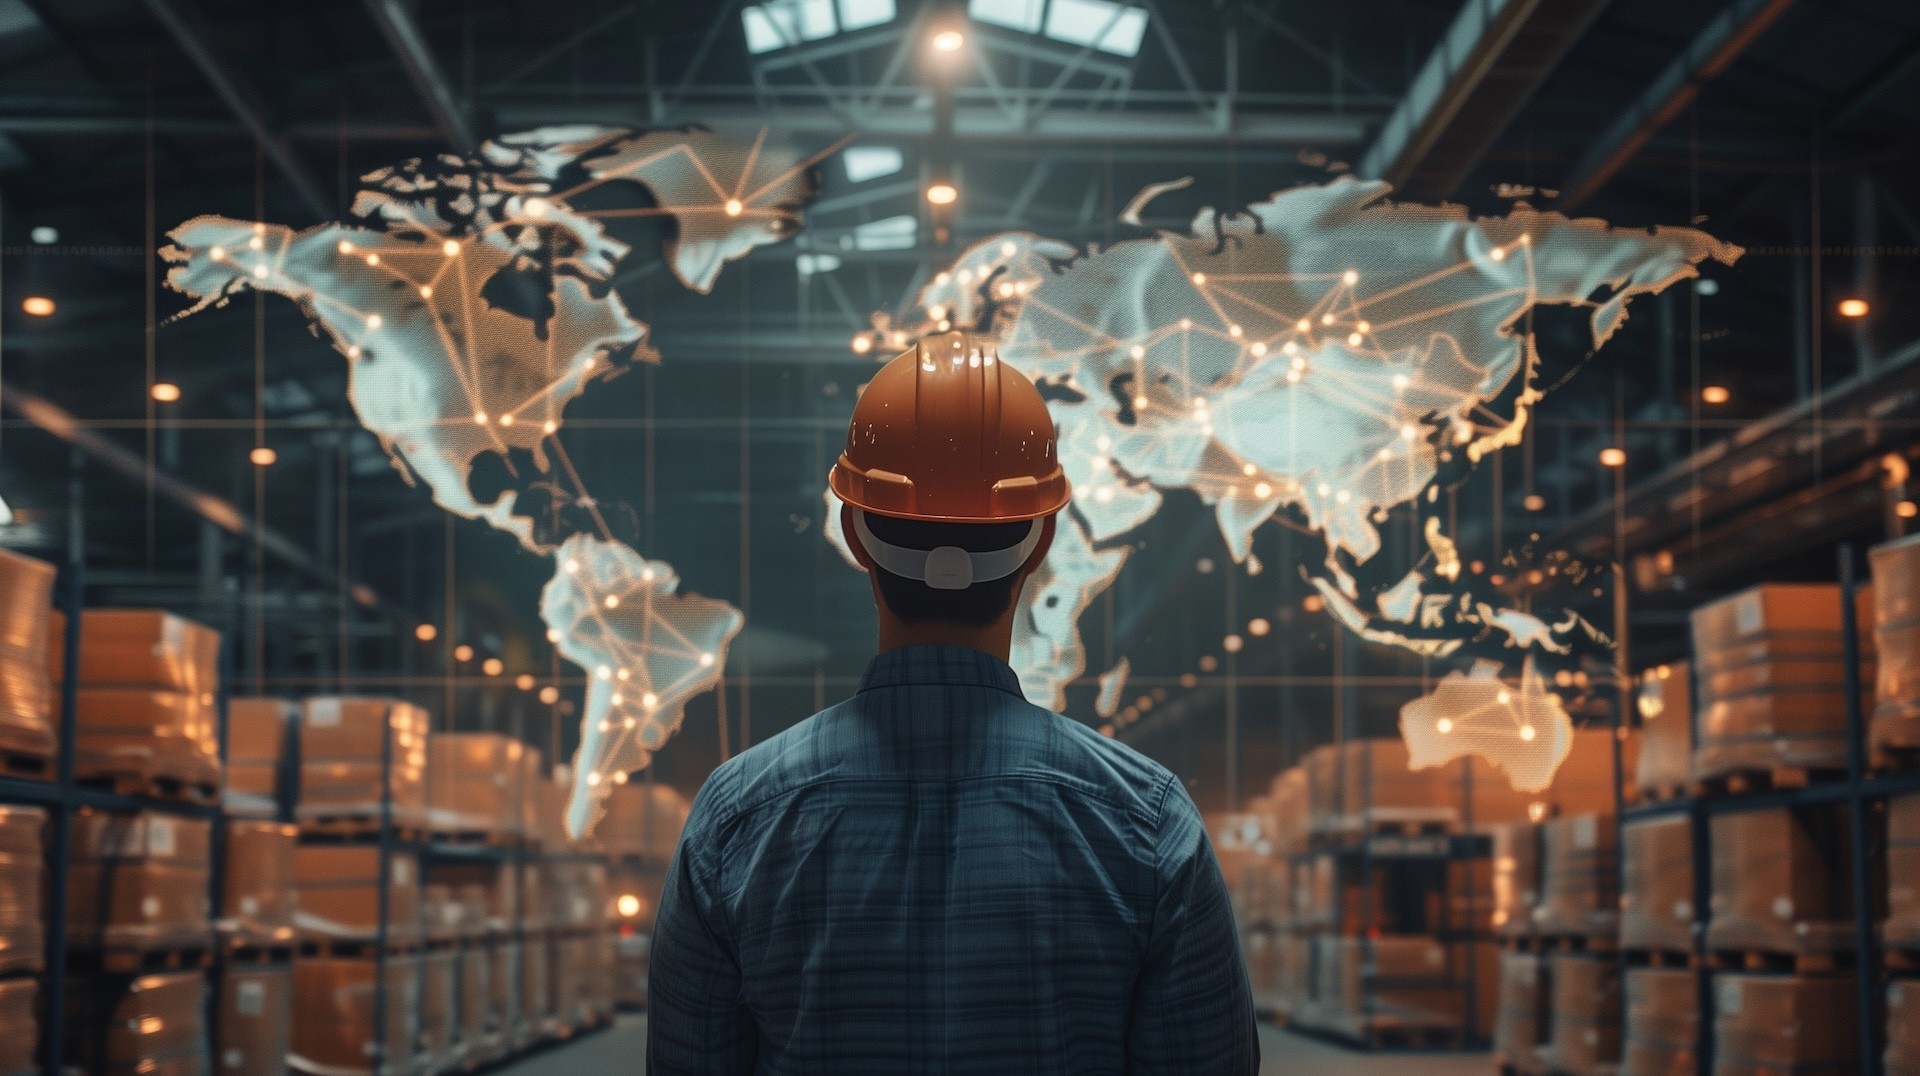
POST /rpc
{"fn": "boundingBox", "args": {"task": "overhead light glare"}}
[1838,298,1869,318]
[926,182,958,206]
[150,383,182,403]
[931,28,965,51]
[1701,385,1730,405]
[1599,447,1627,468]
[249,447,276,467]
[20,296,54,317]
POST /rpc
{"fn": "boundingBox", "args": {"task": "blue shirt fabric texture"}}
[646,644,1259,1074]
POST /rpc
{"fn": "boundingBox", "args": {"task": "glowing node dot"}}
[610,695,622,708]
[442,240,460,256]
[1318,483,1332,496]
[1392,374,1410,390]
[1254,482,1273,498]
[252,264,269,279]
[482,657,504,677]
[1702,385,1730,405]
[1342,270,1358,285]
[564,559,580,573]
[1401,424,1418,441]
[641,567,656,582]
[1000,241,1017,257]
[1356,321,1371,333]
[724,198,743,217]
[1497,690,1512,705]
[587,772,601,786]
[473,412,488,425]
[1520,724,1537,742]
[1335,489,1351,504]
[1223,634,1244,653]
[455,645,475,663]
[336,240,354,254]
[1347,332,1363,347]
[1250,342,1267,356]
[642,692,659,709]
[596,666,612,680]
[699,653,716,667]
[1838,298,1870,318]
[1132,395,1149,410]
[1249,618,1270,637]
[524,198,550,218]
[365,314,382,330]
[1490,247,1507,262]
[498,414,514,427]
[1437,718,1454,734]
[1179,317,1193,330]
[1296,319,1311,332]
[209,246,227,261]
[1599,447,1627,468]
[1240,462,1257,476]
[1895,499,1918,519]
[1286,370,1302,383]
[365,254,380,266]
[542,420,557,434]
[1130,345,1145,360]
[604,595,620,609]
[419,286,432,299]
[249,447,276,467]
[616,668,631,681]
[1378,448,1392,460]
[1228,324,1243,338]
[247,236,264,251]
[515,674,535,691]
[1191,272,1207,286]
[346,345,362,359]
[851,335,873,355]
[414,623,437,642]
[1320,313,1335,326]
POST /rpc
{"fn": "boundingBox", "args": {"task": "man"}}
[648,332,1259,1073]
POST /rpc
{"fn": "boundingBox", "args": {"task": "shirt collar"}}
[857,645,1027,697]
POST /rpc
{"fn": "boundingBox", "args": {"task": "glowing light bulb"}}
[473,412,488,425]
[1490,247,1507,262]
[1523,493,1546,511]
[1296,319,1311,332]
[1897,501,1918,519]
[346,345,362,359]
[1392,374,1410,390]
[209,246,227,261]
[414,624,437,642]
[247,236,264,251]
[515,674,535,691]
[1133,395,1149,409]
[419,286,432,299]
[150,383,181,403]
[252,264,269,279]
[1702,385,1730,405]
[851,335,872,355]
[1130,345,1145,360]
[1347,332,1363,347]
[1838,298,1869,318]
[337,240,354,254]
[249,447,276,466]
[1497,690,1512,705]
[442,239,460,256]
[539,686,560,704]
[482,657,504,676]
[641,567,656,582]
[617,895,641,917]
[524,198,550,218]
[926,182,958,206]
[1599,447,1627,468]
[642,692,659,709]
[931,28,964,51]
[1249,618,1270,637]
[498,414,514,427]
[455,645,475,662]
[564,559,580,573]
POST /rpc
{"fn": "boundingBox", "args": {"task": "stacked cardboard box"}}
[295,697,428,826]
[1705,806,1861,955]
[1636,661,1693,798]
[1533,812,1619,938]
[293,845,421,944]
[1620,814,1694,952]
[53,610,221,795]
[64,970,208,1074]
[0,550,56,773]
[1493,951,1544,1074]
[1539,954,1621,1074]
[67,810,212,952]
[1873,533,1920,751]
[426,732,529,839]
[1622,966,1698,1075]
[600,780,690,864]
[1691,583,1874,780]
[289,955,420,1075]
[225,698,294,817]
[1712,973,1857,1073]
[0,978,34,1075]
[216,964,292,1076]
[221,821,296,947]
[1490,820,1540,938]
[1266,767,1309,856]
[0,806,43,975]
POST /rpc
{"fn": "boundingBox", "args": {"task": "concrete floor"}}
[498,1014,1493,1074]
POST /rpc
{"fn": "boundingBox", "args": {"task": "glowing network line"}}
[164,125,821,837]
[835,177,1738,786]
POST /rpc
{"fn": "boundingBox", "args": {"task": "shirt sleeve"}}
[646,822,759,1074]
[1124,778,1261,1074]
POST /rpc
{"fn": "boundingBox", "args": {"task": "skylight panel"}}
[968,0,1044,34]
[836,0,896,32]
[853,215,918,251]
[1044,0,1147,57]
[842,146,905,183]
[741,0,838,55]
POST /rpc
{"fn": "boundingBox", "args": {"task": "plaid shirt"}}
[647,645,1258,1074]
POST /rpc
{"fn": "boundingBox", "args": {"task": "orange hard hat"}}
[829,332,1070,523]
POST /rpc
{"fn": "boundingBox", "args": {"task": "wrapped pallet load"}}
[216,964,292,1076]
[1621,966,1698,1075]
[1713,973,1857,1073]
[1874,533,1920,753]
[0,549,56,775]
[1636,662,1693,798]
[1490,820,1541,938]
[1620,814,1695,951]
[1335,737,1456,835]
[1534,812,1619,938]
[296,697,428,827]
[1705,805,1863,956]
[53,609,222,797]
[290,955,420,1075]
[1540,953,1622,1074]
[426,731,528,840]
[224,698,293,817]
[220,820,296,947]
[1691,583,1874,780]
[64,970,208,1074]
[67,810,212,953]
[0,805,43,975]
[601,780,690,865]
[1493,950,1545,1074]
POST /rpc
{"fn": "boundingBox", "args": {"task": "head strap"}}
[851,509,1043,591]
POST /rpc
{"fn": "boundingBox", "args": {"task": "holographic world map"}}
[165,126,1738,826]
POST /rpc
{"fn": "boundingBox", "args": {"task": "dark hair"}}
[860,513,1037,628]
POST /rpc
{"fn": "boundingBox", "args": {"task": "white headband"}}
[851,509,1043,591]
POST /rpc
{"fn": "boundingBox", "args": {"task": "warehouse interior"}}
[1,0,1918,1072]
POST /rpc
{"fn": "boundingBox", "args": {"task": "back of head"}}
[829,332,1070,626]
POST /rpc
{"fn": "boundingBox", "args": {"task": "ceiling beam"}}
[138,0,332,219]
[363,0,477,153]
[1355,0,1612,202]
[1556,0,1799,210]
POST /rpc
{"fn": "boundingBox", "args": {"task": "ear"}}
[841,504,874,572]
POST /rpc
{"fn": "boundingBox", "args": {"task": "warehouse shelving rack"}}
[0,562,231,1076]
[1617,544,1905,1075]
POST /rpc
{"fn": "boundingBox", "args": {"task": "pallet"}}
[0,748,52,782]
[75,769,217,805]
[1709,948,1846,974]
[1320,816,1457,842]
[296,937,427,959]
[1692,765,1846,798]
[76,946,213,975]
[297,815,430,842]
[1623,948,1702,969]
[1635,781,1690,804]
[1874,744,1920,776]
[1515,932,1618,955]
[1880,948,1920,973]
[429,828,519,849]
[224,944,295,965]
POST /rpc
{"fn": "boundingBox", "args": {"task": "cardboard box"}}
[0,805,44,975]
[1713,973,1857,1072]
[221,821,296,946]
[227,697,293,768]
[1889,792,1920,948]
[1266,767,1309,856]
[597,781,692,864]
[67,812,212,952]
[65,970,207,1074]
[49,608,220,694]
[0,549,56,764]
[74,688,220,790]
[1490,821,1540,938]
[217,964,291,1076]
[1540,954,1621,1073]
[1533,812,1619,937]
[1335,738,1457,834]
[1637,662,1693,798]
[1691,583,1874,659]
[1878,618,1920,748]
[295,698,428,823]
[1872,533,1920,627]
[420,950,456,1072]
[0,978,36,1074]
[1621,814,1695,952]
[426,732,528,837]
[1623,967,1698,1076]
[1706,806,1864,955]
[1493,951,1544,1073]
[293,845,420,943]
[290,955,419,1075]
